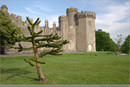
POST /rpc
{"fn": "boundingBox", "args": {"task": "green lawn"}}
[0,52,129,84]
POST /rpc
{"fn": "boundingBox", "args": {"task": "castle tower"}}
[76,11,96,52]
[1,5,8,13]
[59,16,68,52]
[66,7,78,26]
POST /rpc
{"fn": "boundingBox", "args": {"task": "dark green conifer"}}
[0,10,21,54]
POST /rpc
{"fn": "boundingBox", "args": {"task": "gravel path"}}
[0,54,34,57]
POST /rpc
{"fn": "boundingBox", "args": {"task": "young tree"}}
[0,10,21,54]
[116,34,123,53]
[121,35,130,54]
[9,17,69,81]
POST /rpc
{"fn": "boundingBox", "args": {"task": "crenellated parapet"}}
[9,13,23,22]
[59,15,68,22]
[86,11,96,19]
[10,13,16,18]
[76,11,96,19]
[16,15,22,21]
[66,7,78,13]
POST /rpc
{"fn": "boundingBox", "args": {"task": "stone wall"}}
[76,16,87,52]
[4,10,62,54]
[1,5,96,54]
[75,11,96,52]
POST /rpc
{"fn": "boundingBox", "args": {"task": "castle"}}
[1,5,96,54]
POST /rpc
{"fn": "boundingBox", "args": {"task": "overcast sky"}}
[1,0,130,42]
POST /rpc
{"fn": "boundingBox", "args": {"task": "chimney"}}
[31,18,33,23]
[53,22,56,30]
[26,18,31,24]
[45,19,49,28]
[81,10,83,13]
[26,19,29,24]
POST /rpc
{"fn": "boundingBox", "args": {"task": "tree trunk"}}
[33,44,47,82]
[0,41,5,54]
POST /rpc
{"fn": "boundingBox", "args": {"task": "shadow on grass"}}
[26,77,39,81]
[1,68,32,80]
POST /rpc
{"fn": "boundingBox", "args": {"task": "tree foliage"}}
[8,17,69,81]
[96,29,118,52]
[121,35,130,54]
[0,10,21,45]
[0,10,21,54]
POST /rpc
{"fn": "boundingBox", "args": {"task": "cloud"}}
[25,7,40,15]
[34,5,52,13]
[95,1,130,40]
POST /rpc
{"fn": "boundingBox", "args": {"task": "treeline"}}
[96,29,130,54]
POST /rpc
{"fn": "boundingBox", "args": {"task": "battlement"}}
[76,11,96,19]
[16,15,22,20]
[9,13,22,22]
[59,15,68,22]
[66,7,78,13]
[10,13,16,18]
[1,5,7,9]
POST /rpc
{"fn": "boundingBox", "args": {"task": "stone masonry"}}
[0,5,96,54]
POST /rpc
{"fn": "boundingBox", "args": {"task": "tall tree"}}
[0,10,21,54]
[9,17,69,81]
[96,29,118,52]
[121,35,130,54]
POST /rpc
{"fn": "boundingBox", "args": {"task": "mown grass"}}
[0,52,129,84]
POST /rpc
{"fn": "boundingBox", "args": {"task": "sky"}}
[1,0,130,42]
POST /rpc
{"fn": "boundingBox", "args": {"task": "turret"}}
[59,15,68,52]
[59,15,68,32]
[76,11,96,19]
[66,7,78,26]
[76,11,96,52]
[1,5,8,13]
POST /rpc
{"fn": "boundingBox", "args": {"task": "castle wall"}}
[85,12,96,52]
[65,8,78,52]
[76,17,87,52]
[86,17,96,52]
[5,13,62,54]
[1,5,96,54]
[75,11,96,52]
[7,14,34,54]
[67,26,77,52]
[59,16,68,52]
